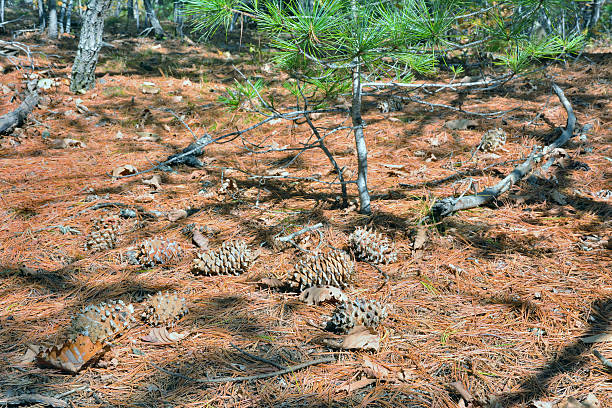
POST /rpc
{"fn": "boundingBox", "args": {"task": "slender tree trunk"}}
[351,63,371,214]
[64,0,73,33]
[59,0,66,33]
[48,0,58,38]
[127,0,133,25]
[70,0,113,93]
[587,0,604,30]
[143,0,163,36]
[38,0,46,30]
[114,0,120,17]
[174,0,183,38]
[134,0,139,28]
[1,0,5,27]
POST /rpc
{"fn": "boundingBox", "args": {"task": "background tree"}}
[186,0,583,214]
[70,0,113,92]
[47,0,58,38]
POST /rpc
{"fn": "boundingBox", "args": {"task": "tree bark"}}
[38,0,46,30]
[58,0,66,33]
[1,0,5,27]
[47,0,58,39]
[64,0,73,33]
[0,91,40,135]
[127,0,134,25]
[587,0,604,30]
[174,0,183,38]
[352,63,371,214]
[70,0,113,93]
[143,0,163,37]
[134,0,139,29]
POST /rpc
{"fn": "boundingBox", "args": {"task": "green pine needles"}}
[185,0,584,214]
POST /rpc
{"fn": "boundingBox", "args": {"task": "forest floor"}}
[0,31,611,408]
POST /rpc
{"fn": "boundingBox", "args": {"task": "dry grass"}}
[0,33,610,407]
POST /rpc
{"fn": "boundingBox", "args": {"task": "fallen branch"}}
[276,223,323,243]
[0,90,39,135]
[150,356,334,384]
[230,343,287,370]
[77,202,159,219]
[593,349,612,370]
[430,83,575,219]
[0,394,68,407]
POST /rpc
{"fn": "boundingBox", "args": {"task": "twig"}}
[430,83,576,219]
[0,394,68,408]
[363,260,389,293]
[77,202,158,219]
[230,343,287,370]
[150,356,334,384]
[450,381,474,403]
[593,349,612,370]
[276,223,324,243]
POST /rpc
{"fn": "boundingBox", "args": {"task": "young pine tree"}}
[186,0,583,214]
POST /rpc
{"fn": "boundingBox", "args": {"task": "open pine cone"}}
[348,226,397,264]
[288,250,355,291]
[137,238,183,266]
[68,300,135,343]
[85,216,120,252]
[192,240,255,275]
[141,291,188,326]
[326,298,388,333]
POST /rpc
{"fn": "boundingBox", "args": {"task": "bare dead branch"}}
[150,356,334,384]
[0,394,68,408]
[276,223,324,243]
[430,83,576,219]
[230,343,287,370]
[0,90,39,135]
[593,349,612,371]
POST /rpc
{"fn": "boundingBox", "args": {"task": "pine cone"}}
[68,300,135,343]
[85,216,120,252]
[288,250,355,291]
[141,291,188,326]
[348,227,397,264]
[137,238,183,266]
[326,299,388,333]
[479,129,506,152]
[192,240,255,276]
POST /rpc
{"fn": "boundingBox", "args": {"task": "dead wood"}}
[150,356,334,384]
[430,83,576,219]
[593,350,612,370]
[0,393,68,407]
[0,90,39,135]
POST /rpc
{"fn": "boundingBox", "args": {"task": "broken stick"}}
[0,90,39,135]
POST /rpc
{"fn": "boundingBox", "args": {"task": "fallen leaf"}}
[299,285,347,305]
[135,194,155,203]
[141,82,160,94]
[258,277,286,289]
[337,377,376,393]
[20,344,40,364]
[136,132,161,142]
[36,335,109,373]
[581,333,612,343]
[143,175,162,190]
[413,226,428,250]
[266,168,290,177]
[51,138,86,148]
[445,118,478,130]
[112,164,138,178]
[362,356,392,379]
[322,325,380,351]
[168,209,188,222]
[381,163,405,170]
[387,169,410,178]
[192,229,209,249]
[141,327,187,344]
[218,178,238,194]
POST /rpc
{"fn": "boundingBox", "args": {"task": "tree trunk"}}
[351,63,371,214]
[70,0,113,93]
[64,0,73,33]
[38,0,46,30]
[114,0,120,17]
[1,0,5,27]
[143,0,163,37]
[0,91,40,135]
[48,0,58,39]
[174,0,183,38]
[59,0,66,33]
[127,0,133,24]
[134,0,139,29]
[587,0,604,30]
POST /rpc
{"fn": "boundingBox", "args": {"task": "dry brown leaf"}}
[581,333,612,343]
[167,209,188,222]
[52,138,86,149]
[192,229,209,250]
[337,377,376,393]
[36,335,108,373]
[266,168,290,177]
[143,175,162,190]
[141,327,187,344]
[413,226,428,250]
[112,164,138,178]
[532,393,600,408]
[299,285,347,305]
[445,118,478,130]
[322,325,380,351]
[362,356,392,379]
[135,194,155,203]
[20,344,40,364]
[219,178,238,194]
[258,277,286,289]
[136,132,161,142]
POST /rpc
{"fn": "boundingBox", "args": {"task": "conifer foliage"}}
[185,0,583,214]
